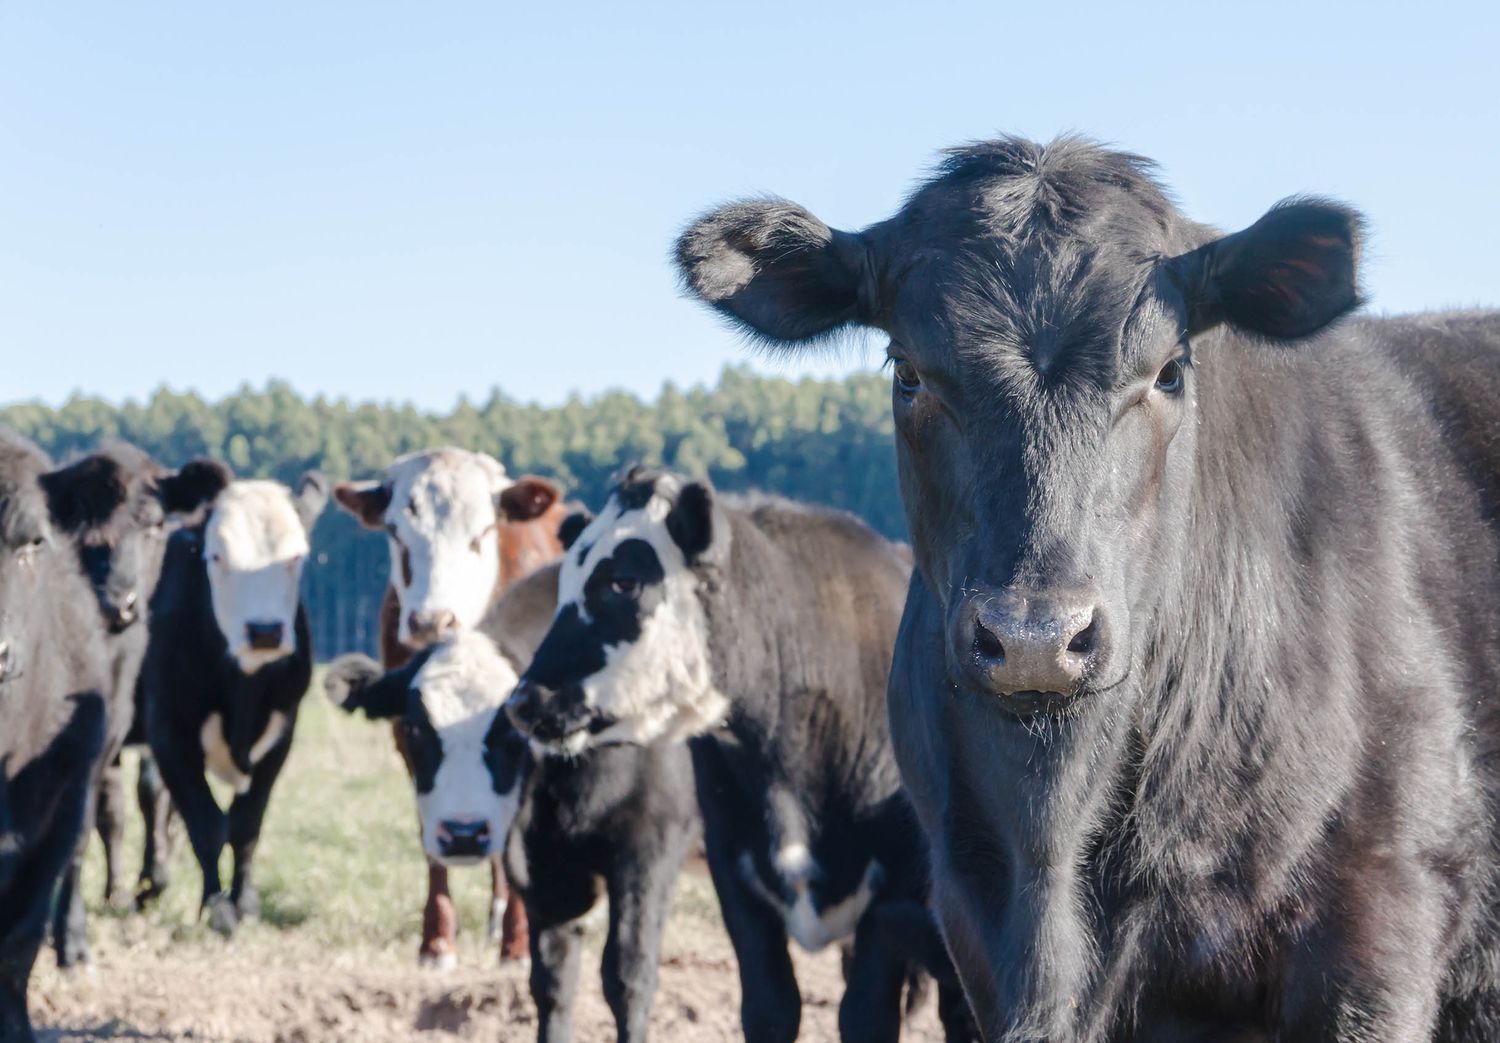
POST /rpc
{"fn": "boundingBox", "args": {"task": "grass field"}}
[29,674,943,1041]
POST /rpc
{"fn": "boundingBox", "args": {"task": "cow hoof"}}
[136,878,168,910]
[486,903,506,944]
[418,950,458,972]
[106,887,136,912]
[56,948,94,975]
[235,887,262,922]
[206,894,239,937]
[500,953,531,971]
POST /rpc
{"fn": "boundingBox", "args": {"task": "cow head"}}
[677,137,1361,717]
[204,472,327,672]
[325,632,527,865]
[334,449,560,648]
[0,432,58,688]
[506,466,729,755]
[40,445,230,633]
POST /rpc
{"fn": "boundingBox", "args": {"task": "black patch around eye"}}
[402,694,443,794]
[484,712,528,795]
[524,602,609,689]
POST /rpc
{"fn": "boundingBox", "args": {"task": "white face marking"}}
[203,481,310,673]
[737,851,884,952]
[412,632,524,866]
[199,710,288,795]
[381,449,510,646]
[550,483,729,749]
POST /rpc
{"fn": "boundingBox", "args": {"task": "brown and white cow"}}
[334,447,567,969]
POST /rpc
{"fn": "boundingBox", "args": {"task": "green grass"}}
[78,670,512,966]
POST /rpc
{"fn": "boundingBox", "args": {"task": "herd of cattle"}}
[4,135,1500,1043]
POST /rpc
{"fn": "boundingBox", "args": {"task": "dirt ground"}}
[27,690,945,1042]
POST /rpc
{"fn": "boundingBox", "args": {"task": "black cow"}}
[40,443,229,967]
[507,468,972,1042]
[327,559,699,1043]
[142,471,327,935]
[0,430,107,1042]
[676,135,1500,1040]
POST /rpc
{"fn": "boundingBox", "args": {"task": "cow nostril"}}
[1066,615,1098,656]
[972,621,1005,663]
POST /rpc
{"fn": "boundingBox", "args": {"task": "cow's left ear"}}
[498,476,560,522]
[159,459,232,516]
[40,455,126,534]
[676,200,876,348]
[665,481,727,568]
[324,654,410,719]
[1178,198,1364,341]
[293,470,329,533]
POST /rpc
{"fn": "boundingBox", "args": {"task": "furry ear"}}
[1179,198,1363,341]
[676,199,874,347]
[323,654,410,719]
[157,458,232,516]
[557,511,592,551]
[665,481,720,566]
[39,455,126,534]
[333,481,392,529]
[293,470,329,533]
[498,476,561,522]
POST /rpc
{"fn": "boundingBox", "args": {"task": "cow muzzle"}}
[505,680,614,751]
[436,818,491,862]
[406,608,460,647]
[948,585,1110,713]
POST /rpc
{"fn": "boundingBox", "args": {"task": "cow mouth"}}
[530,711,619,753]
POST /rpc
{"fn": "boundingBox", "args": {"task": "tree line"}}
[1,367,903,657]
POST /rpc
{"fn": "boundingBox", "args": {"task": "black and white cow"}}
[0,430,108,1042]
[40,443,229,967]
[327,559,699,1043]
[506,467,972,1043]
[141,471,327,935]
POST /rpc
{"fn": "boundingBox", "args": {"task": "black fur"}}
[140,482,318,938]
[677,135,1500,1041]
[0,429,108,1043]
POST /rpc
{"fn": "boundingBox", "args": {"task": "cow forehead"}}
[205,481,308,563]
[413,633,518,729]
[385,450,508,538]
[560,492,682,602]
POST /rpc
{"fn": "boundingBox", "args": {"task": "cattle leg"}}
[837,913,910,1043]
[95,751,132,908]
[600,837,685,1043]
[0,930,42,1043]
[227,739,291,925]
[530,918,586,1043]
[702,844,801,1043]
[49,848,90,969]
[150,739,231,934]
[420,860,460,969]
[490,855,530,962]
[135,751,175,906]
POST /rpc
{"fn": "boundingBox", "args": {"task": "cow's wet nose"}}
[408,609,460,645]
[954,587,1105,702]
[437,818,491,859]
[505,681,547,736]
[246,620,284,650]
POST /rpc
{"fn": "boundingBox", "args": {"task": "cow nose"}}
[505,681,545,735]
[437,818,491,860]
[112,591,139,628]
[954,588,1105,702]
[245,620,284,650]
[407,609,460,645]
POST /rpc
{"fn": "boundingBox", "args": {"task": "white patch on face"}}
[737,851,884,953]
[203,481,310,673]
[412,632,524,866]
[199,710,289,795]
[381,449,510,647]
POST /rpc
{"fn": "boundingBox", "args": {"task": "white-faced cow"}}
[507,468,973,1043]
[334,447,568,968]
[142,471,327,935]
[328,559,699,1043]
[676,135,1500,1041]
[0,429,107,1042]
[40,443,230,968]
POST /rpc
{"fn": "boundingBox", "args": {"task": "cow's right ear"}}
[333,481,392,530]
[499,476,560,523]
[665,481,727,568]
[40,455,126,534]
[676,200,874,348]
[158,459,232,516]
[324,654,409,719]
[557,510,593,551]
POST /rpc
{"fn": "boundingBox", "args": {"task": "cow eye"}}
[16,536,45,562]
[610,577,641,599]
[1154,358,1185,395]
[891,358,922,397]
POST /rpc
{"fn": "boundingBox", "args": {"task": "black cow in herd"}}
[40,443,229,967]
[678,135,1500,1040]
[143,471,328,936]
[507,467,973,1042]
[0,431,108,1043]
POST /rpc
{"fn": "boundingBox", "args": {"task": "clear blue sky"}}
[1,1,1495,410]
